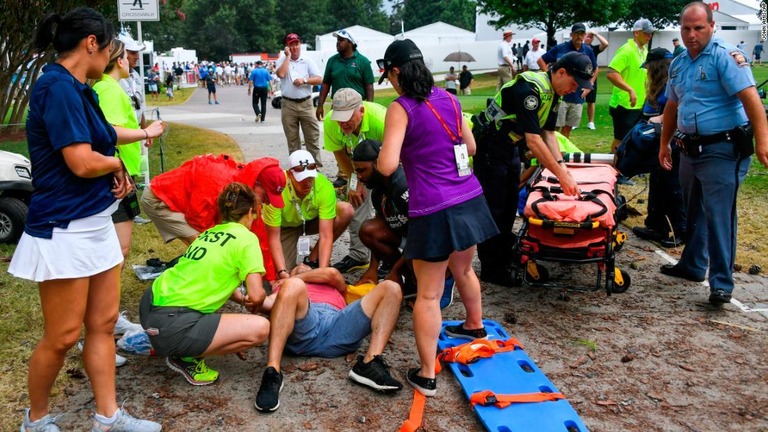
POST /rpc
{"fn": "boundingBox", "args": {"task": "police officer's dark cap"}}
[352,139,382,162]
[571,23,587,34]
[554,52,594,90]
[376,39,424,84]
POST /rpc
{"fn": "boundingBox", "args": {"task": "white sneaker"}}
[91,407,161,432]
[77,341,127,367]
[587,122,596,130]
[114,311,143,336]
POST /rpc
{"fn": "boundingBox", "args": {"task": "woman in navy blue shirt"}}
[9,7,162,431]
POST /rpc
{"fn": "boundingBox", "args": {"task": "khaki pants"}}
[497,65,514,91]
[280,218,320,269]
[281,98,322,166]
[347,190,374,262]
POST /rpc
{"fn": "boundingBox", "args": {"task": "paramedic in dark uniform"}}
[475,52,590,285]
[659,1,768,305]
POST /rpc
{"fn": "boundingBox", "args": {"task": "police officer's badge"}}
[524,95,539,110]
[730,50,748,67]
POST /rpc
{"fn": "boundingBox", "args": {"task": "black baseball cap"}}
[376,39,424,84]
[352,139,382,162]
[571,23,587,34]
[642,47,673,67]
[553,52,594,90]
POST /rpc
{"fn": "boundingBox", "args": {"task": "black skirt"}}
[405,194,499,261]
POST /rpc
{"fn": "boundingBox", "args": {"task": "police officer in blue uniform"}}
[659,1,768,305]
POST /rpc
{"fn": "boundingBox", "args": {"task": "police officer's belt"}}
[283,96,311,103]
[679,130,733,146]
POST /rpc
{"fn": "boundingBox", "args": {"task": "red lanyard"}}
[424,95,462,144]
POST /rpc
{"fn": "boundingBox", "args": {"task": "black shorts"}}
[111,198,133,223]
[139,288,221,358]
[609,106,643,141]
[586,80,598,103]
[405,194,498,262]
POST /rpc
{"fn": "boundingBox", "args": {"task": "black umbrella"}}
[443,51,476,63]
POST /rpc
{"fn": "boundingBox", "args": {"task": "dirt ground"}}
[44,231,768,432]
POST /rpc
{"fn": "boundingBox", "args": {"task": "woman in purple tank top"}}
[376,40,499,397]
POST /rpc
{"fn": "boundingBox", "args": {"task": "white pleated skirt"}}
[9,201,123,282]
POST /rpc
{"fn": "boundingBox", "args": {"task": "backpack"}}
[616,121,662,178]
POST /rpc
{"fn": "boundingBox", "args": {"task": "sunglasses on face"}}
[291,163,317,172]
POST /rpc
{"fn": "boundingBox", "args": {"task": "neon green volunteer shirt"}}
[151,222,265,314]
[262,172,337,228]
[92,74,141,175]
[608,39,648,110]
[323,101,387,154]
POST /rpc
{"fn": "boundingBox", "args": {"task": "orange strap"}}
[435,338,524,374]
[470,390,565,408]
[400,390,427,432]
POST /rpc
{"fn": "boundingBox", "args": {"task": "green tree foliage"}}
[329,0,390,33]
[140,0,187,52]
[390,0,476,32]
[275,0,333,48]
[182,0,280,60]
[477,0,628,48]
[616,0,690,36]
[0,0,114,130]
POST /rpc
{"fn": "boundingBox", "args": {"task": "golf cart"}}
[271,90,320,109]
[0,150,33,243]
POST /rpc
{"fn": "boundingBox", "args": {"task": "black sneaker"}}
[443,322,487,340]
[406,368,436,397]
[348,355,403,392]
[303,256,319,269]
[255,367,284,412]
[332,177,348,188]
[709,289,732,306]
[332,255,369,273]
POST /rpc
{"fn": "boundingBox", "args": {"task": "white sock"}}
[94,409,119,424]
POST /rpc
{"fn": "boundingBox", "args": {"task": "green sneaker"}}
[166,356,218,386]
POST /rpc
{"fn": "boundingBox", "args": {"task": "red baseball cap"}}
[285,33,301,45]
[258,165,286,208]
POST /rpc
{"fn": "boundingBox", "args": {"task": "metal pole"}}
[137,21,150,187]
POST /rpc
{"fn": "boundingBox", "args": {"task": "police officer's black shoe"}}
[660,264,705,282]
[632,226,666,242]
[660,237,685,248]
[480,269,521,287]
[708,289,732,306]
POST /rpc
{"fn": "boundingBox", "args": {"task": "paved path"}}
[150,83,340,177]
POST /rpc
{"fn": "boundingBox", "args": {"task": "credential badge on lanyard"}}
[424,96,471,177]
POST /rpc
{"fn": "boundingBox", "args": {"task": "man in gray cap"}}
[323,88,388,274]
[606,18,654,167]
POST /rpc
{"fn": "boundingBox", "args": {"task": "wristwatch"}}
[303,77,308,84]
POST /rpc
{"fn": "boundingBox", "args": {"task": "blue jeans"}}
[677,142,750,292]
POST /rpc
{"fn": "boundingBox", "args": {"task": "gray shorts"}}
[285,300,371,358]
[556,101,584,128]
[140,187,199,243]
[139,288,220,358]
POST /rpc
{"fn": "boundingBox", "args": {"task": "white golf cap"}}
[118,33,145,52]
[288,150,318,182]
[332,29,357,45]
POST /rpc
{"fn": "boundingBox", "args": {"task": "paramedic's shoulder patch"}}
[730,50,749,67]
[524,95,539,110]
